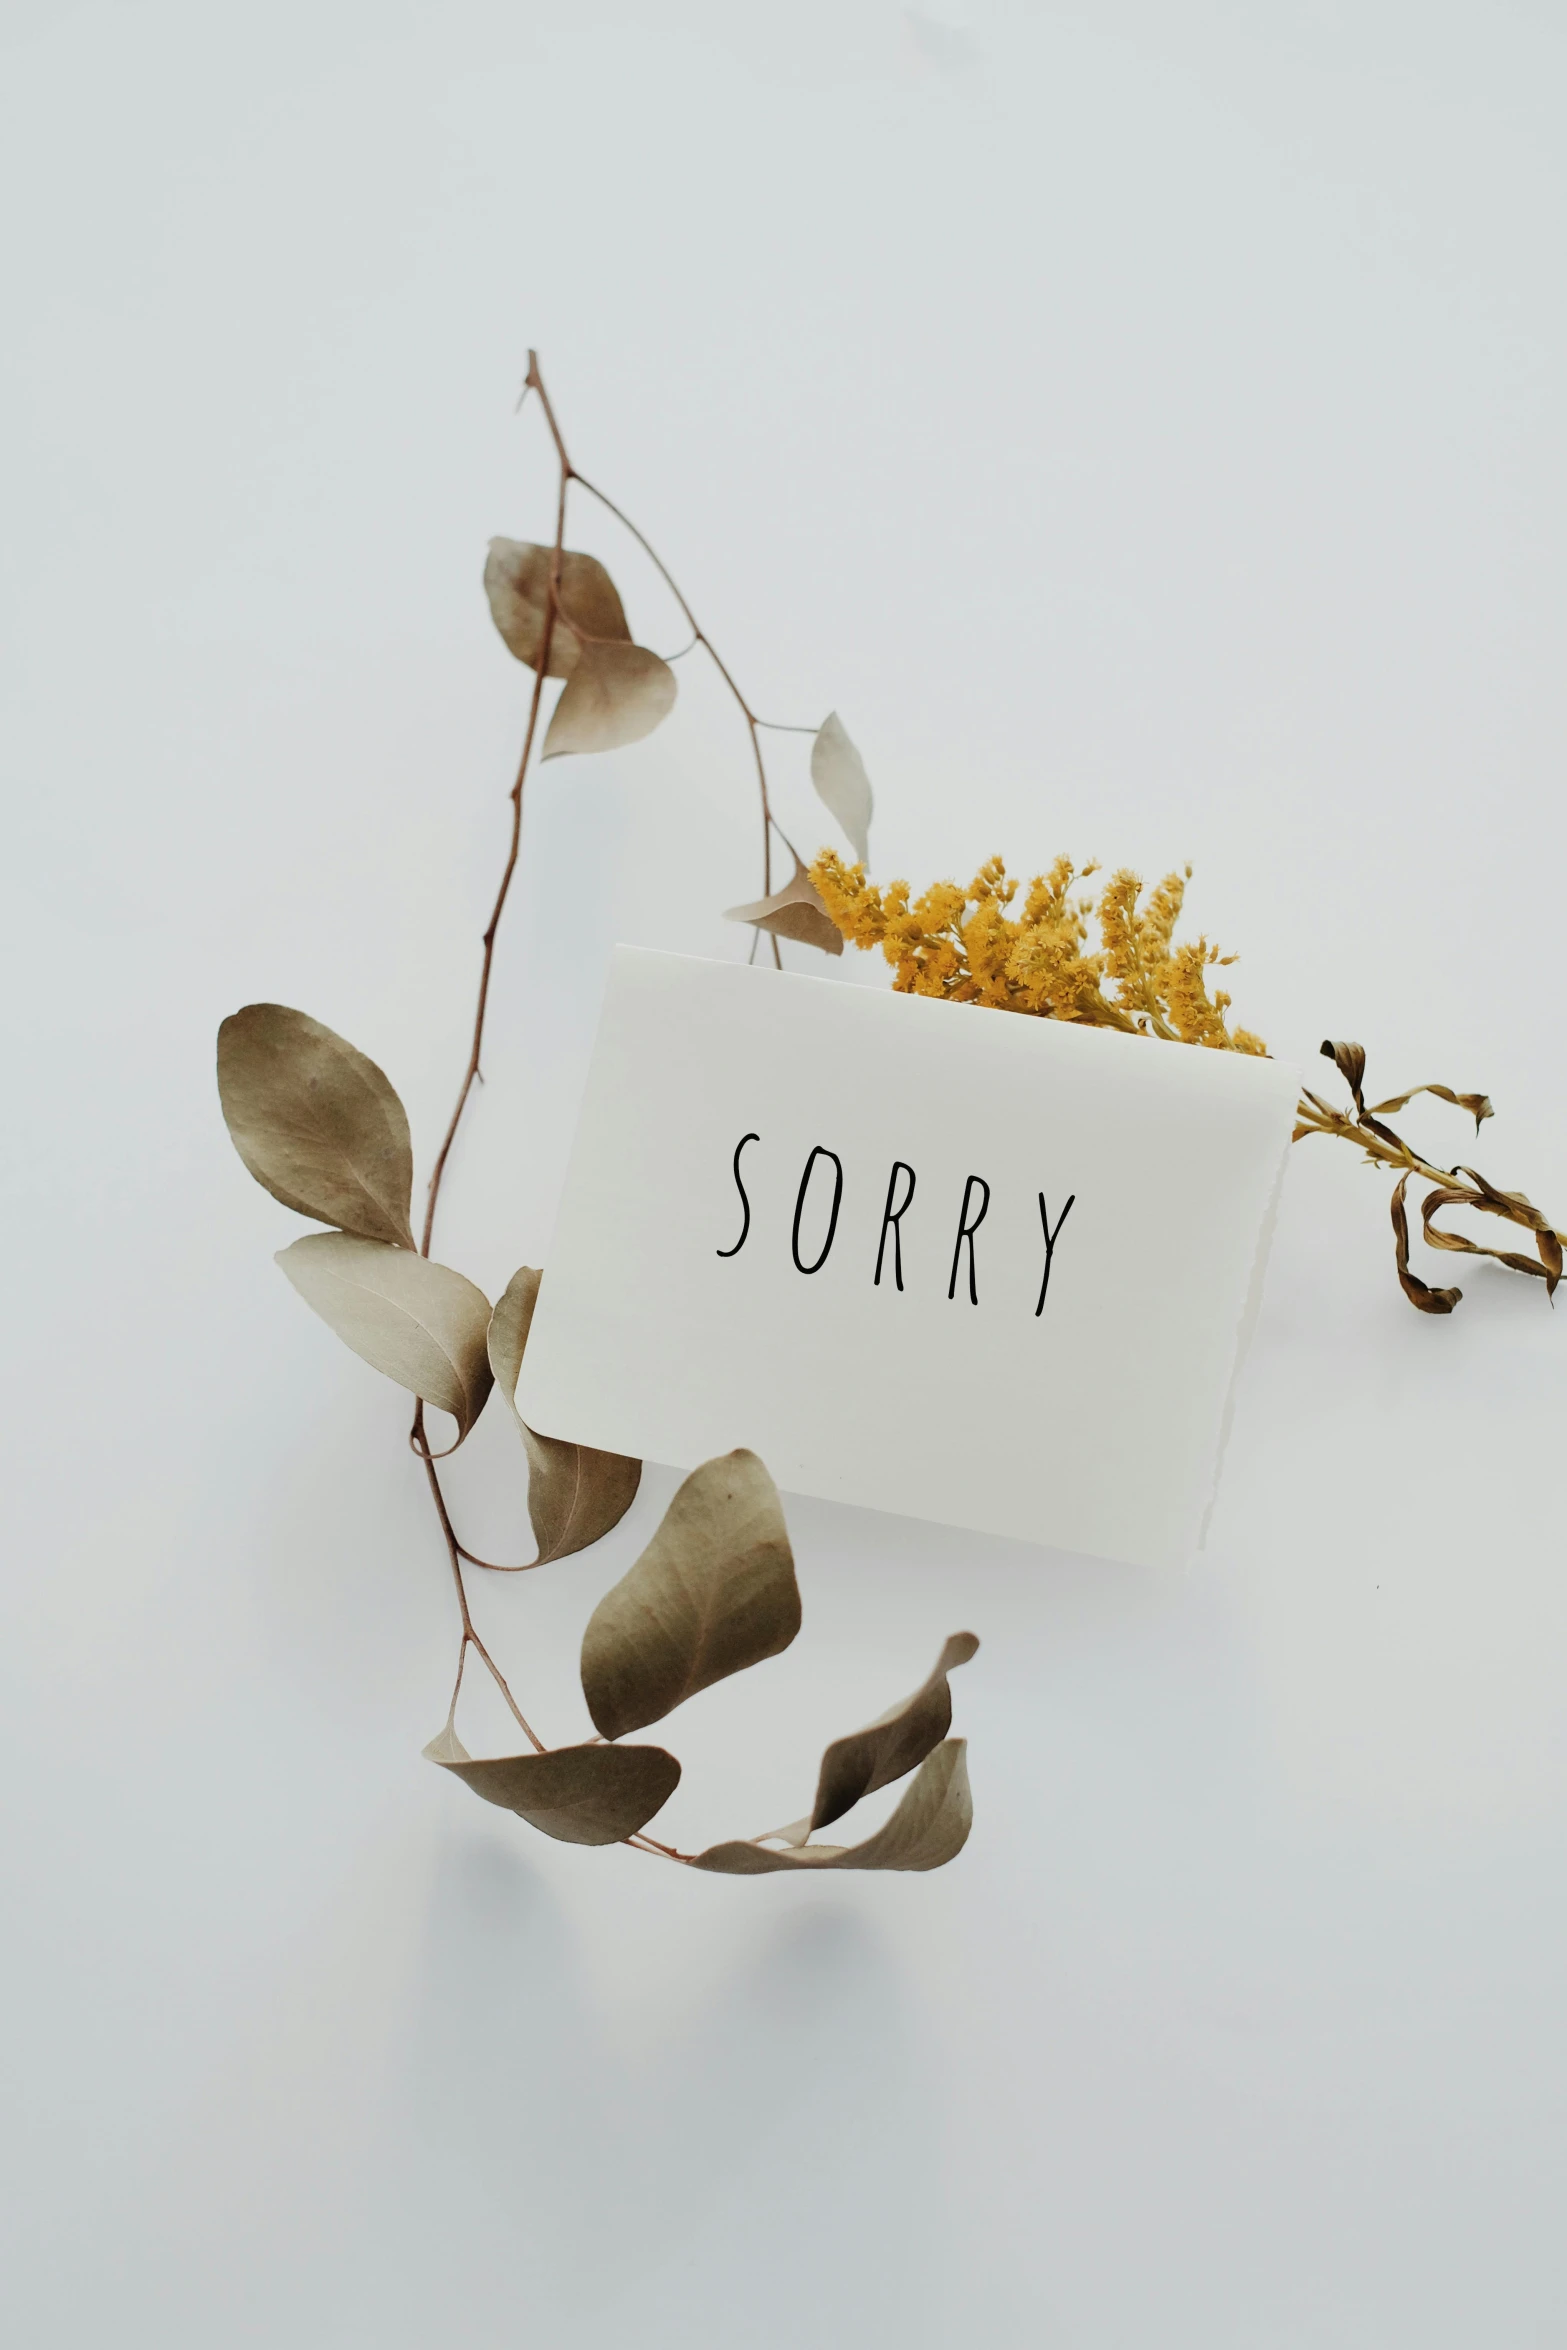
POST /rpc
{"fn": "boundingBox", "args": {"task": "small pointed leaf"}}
[810,712,874,863]
[1320,1038,1368,1115]
[424,1733,680,1846]
[542,641,677,758]
[217,1004,414,1247]
[1366,1083,1494,1133]
[277,1232,494,1435]
[423,1721,470,1766]
[810,1633,979,1832]
[580,1450,800,1739]
[483,538,630,679]
[725,863,844,955]
[691,1741,972,1874]
[488,1268,642,1561]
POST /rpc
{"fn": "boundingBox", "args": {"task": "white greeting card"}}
[517,948,1299,1568]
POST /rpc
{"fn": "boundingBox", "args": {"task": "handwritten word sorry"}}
[716,1133,1075,1314]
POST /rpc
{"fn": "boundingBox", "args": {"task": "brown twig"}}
[570,470,793,960]
[417,1402,545,1752]
[420,354,567,1258]
[1292,1090,1566,1306]
[413,352,819,1854]
[1293,1095,1564,1235]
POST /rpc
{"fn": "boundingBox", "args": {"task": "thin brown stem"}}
[421,356,568,1259]
[417,1401,546,1751]
[570,471,796,909]
[1293,1098,1567,1249]
[454,1540,541,1574]
[412,355,817,1858]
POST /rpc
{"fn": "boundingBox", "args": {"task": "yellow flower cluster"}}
[810,849,1267,1055]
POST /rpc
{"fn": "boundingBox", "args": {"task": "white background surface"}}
[3,3,1565,2343]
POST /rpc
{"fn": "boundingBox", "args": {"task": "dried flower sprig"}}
[810,852,1564,1315]
[217,355,974,1876]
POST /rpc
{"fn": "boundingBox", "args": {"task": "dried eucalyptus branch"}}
[216,355,973,1875]
[809,852,1565,1315]
[221,351,1549,1884]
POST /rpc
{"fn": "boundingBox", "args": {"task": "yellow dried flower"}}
[811,849,1268,1056]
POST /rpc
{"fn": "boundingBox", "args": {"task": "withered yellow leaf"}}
[217,1004,414,1248]
[580,1450,800,1740]
[810,711,874,864]
[542,641,677,758]
[691,1741,973,1874]
[809,1633,979,1833]
[483,539,630,679]
[724,863,844,955]
[277,1232,494,1435]
[488,1268,641,1562]
[424,1728,680,1846]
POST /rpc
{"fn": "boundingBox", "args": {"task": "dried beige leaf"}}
[488,1268,641,1562]
[1368,1083,1494,1133]
[1320,1038,1368,1111]
[277,1232,494,1435]
[691,1740,972,1874]
[724,863,845,956]
[580,1450,800,1740]
[809,1633,979,1832]
[810,711,874,864]
[542,641,677,759]
[424,1728,680,1846]
[423,1721,469,1767]
[1390,1173,1462,1316]
[1319,1040,1411,1149]
[1420,1174,1562,1295]
[483,539,630,679]
[217,1004,415,1248]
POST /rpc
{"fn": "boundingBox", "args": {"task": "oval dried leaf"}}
[810,1633,979,1832]
[424,1729,680,1846]
[542,641,677,759]
[277,1232,494,1435]
[217,1004,414,1247]
[483,538,630,679]
[691,1741,972,1874]
[580,1450,800,1740]
[810,711,874,864]
[724,863,844,956]
[488,1268,642,1561]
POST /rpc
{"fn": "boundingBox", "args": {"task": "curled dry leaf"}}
[1320,1038,1368,1113]
[423,1725,680,1846]
[542,641,678,759]
[1420,1174,1563,1295]
[1319,1040,1407,1148]
[483,538,630,679]
[807,1632,979,1834]
[724,862,844,956]
[691,1740,972,1874]
[488,1268,642,1562]
[277,1232,494,1436]
[217,1004,415,1248]
[1368,1083,1494,1133]
[580,1450,801,1740]
[810,711,874,864]
[1390,1174,1462,1316]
